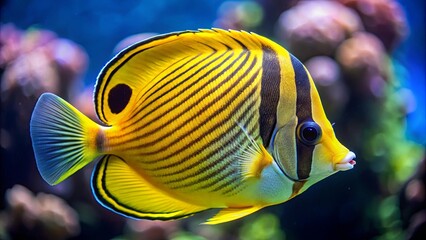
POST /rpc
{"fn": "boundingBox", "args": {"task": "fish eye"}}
[297,121,322,145]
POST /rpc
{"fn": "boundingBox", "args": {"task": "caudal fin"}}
[30,93,102,185]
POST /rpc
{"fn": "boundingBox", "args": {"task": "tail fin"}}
[30,93,102,185]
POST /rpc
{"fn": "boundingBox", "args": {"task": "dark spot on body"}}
[108,84,132,114]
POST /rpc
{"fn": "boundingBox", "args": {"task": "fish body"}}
[30,29,356,224]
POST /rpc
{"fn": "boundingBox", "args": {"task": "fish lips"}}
[334,151,356,171]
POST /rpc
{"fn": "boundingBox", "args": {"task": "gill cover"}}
[273,117,298,181]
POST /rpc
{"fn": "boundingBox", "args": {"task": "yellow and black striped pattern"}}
[30,29,354,223]
[93,29,309,209]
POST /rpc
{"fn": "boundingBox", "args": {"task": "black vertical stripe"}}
[291,54,314,180]
[259,45,281,147]
[292,55,311,121]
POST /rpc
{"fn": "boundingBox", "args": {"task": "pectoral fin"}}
[91,155,207,220]
[204,206,263,224]
[235,122,273,179]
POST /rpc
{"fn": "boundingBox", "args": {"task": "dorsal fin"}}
[94,29,275,125]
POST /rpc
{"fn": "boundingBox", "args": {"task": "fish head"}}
[272,69,355,184]
[306,82,356,180]
[273,119,355,184]
[304,120,356,180]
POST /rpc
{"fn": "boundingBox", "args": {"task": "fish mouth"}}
[334,151,356,171]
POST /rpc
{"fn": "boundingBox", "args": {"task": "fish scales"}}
[127,66,260,193]
[101,43,264,194]
[117,51,251,152]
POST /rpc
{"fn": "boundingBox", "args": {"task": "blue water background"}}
[398,0,425,145]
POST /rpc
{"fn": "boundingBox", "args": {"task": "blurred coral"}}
[123,219,179,240]
[399,157,426,240]
[0,24,22,66]
[1,24,88,100]
[305,56,349,118]
[256,0,300,34]
[276,0,363,61]
[336,32,387,98]
[338,0,408,51]
[3,185,80,239]
[0,24,89,233]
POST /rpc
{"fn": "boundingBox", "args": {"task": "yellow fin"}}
[91,155,207,220]
[204,206,263,225]
[236,122,273,179]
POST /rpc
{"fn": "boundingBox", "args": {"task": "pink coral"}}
[338,0,408,51]
[1,24,88,99]
[4,185,80,239]
[336,32,387,98]
[276,0,363,60]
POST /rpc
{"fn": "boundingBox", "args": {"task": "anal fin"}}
[91,155,207,220]
[204,206,263,225]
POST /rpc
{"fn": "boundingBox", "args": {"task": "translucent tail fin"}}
[30,93,102,185]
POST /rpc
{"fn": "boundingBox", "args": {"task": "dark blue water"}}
[397,0,425,145]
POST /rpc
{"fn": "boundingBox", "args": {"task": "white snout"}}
[334,151,356,171]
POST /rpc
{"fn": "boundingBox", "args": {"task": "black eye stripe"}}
[291,54,315,180]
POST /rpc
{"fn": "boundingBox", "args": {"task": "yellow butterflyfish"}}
[30,29,356,224]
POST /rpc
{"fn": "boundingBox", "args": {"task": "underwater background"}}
[1,0,425,239]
